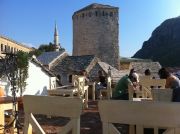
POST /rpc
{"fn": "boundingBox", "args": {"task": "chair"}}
[99,76,112,100]
[151,88,173,102]
[48,75,89,108]
[98,100,180,134]
[23,95,82,134]
[139,79,166,98]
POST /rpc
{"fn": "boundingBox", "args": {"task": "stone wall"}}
[72,7,120,69]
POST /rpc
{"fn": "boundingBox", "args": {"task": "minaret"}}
[54,22,61,51]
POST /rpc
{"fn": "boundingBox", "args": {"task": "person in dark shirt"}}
[112,69,139,100]
[95,70,107,98]
[98,70,107,87]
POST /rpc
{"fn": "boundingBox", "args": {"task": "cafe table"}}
[0,97,21,134]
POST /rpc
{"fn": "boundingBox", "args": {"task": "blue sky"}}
[0,0,180,57]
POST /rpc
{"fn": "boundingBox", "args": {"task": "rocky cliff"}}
[133,16,180,67]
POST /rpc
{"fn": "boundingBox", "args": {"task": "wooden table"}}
[0,97,21,134]
[0,97,14,133]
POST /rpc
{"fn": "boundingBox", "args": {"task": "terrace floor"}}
[37,100,102,134]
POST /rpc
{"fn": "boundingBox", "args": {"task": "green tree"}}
[16,51,29,96]
[29,48,42,57]
[38,42,55,52]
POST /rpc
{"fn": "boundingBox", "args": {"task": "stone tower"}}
[72,3,120,69]
[54,22,61,51]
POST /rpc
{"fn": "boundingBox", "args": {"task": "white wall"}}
[0,76,12,96]
[23,61,55,96]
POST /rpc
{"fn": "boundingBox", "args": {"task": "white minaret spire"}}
[54,21,60,51]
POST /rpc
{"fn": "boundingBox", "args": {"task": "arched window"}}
[56,74,62,86]
[69,75,72,83]
[4,45,7,52]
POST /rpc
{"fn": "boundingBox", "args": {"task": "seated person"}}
[112,69,139,100]
[95,70,107,98]
[78,70,90,86]
[96,70,107,88]
[158,68,180,89]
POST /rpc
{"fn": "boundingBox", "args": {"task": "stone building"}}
[50,55,100,85]
[0,35,33,56]
[37,50,68,70]
[72,3,120,69]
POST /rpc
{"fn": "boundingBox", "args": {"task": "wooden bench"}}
[23,95,82,134]
[98,100,180,134]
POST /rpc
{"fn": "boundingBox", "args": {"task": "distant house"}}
[50,55,124,85]
[0,57,56,96]
[37,50,68,69]
[0,35,33,57]
[23,57,56,95]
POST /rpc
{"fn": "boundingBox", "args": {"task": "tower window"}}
[110,12,113,17]
[95,11,98,16]
[102,11,105,16]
